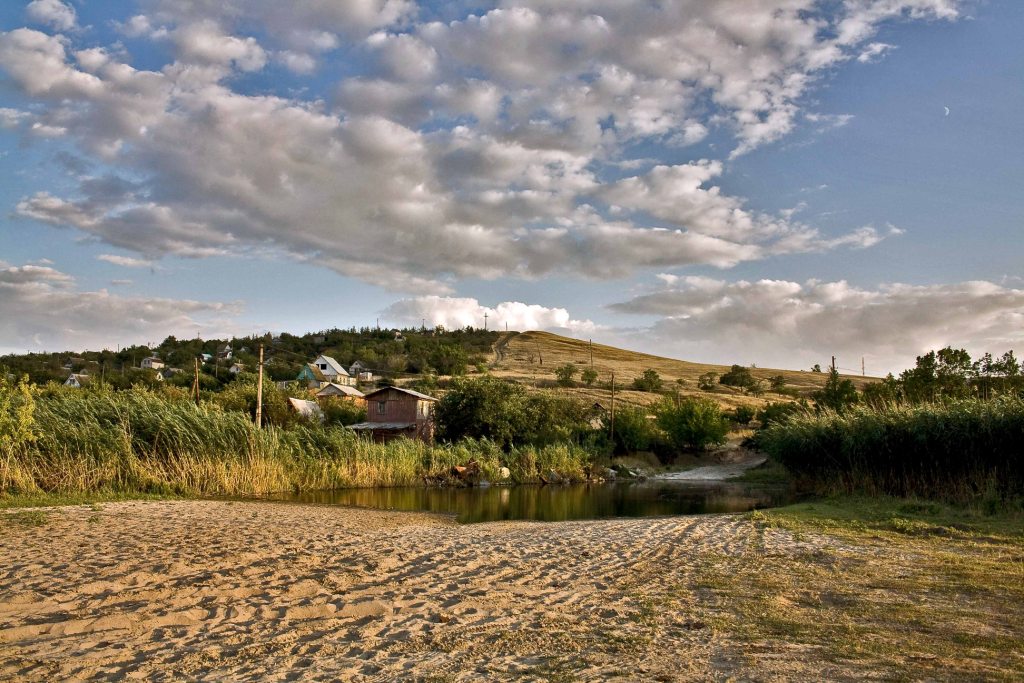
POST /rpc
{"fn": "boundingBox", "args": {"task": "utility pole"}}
[192,357,200,405]
[609,373,616,445]
[832,356,837,373]
[255,344,264,429]
[483,312,488,331]
[862,357,865,377]
[589,339,593,367]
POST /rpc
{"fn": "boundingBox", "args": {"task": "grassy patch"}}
[733,457,792,486]
[4,509,50,526]
[0,491,182,509]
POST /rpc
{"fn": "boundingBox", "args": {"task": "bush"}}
[655,397,729,451]
[756,401,806,428]
[604,405,657,453]
[554,363,577,387]
[320,398,366,426]
[697,372,718,391]
[732,405,755,425]
[581,368,598,386]
[632,369,663,392]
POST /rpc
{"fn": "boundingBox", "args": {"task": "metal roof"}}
[313,355,349,377]
[347,421,417,430]
[362,386,437,401]
[316,383,365,398]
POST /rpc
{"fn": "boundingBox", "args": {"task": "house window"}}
[319,363,327,371]
[377,401,387,415]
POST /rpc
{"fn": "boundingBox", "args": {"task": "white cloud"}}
[857,42,896,63]
[609,276,1024,374]
[26,0,77,32]
[0,263,242,353]
[97,254,155,269]
[0,1,967,293]
[0,107,29,128]
[382,296,598,336]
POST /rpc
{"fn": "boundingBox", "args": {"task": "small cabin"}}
[141,356,165,370]
[64,373,90,388]
[311,355,356,386]
[296,363,329,389]
[348,386,437,443]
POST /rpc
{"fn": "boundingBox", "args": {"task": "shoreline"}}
[3,499,1021,680]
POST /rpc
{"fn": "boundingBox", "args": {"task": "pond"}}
[273,480,796,524]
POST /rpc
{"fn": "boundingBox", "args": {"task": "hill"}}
[485,331,877,411]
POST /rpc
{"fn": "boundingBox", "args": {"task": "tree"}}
[581,368,598,386]
[862,374,901,408]
[719,365,755,390]
[812,367,859,413]
[811,364,822,373]
[554,363,577,387]
[632,369,663,392]
[732,405,755,425]
[935,346,973,398]
[697,372,718,391]
[769,375,787,393]
[604,405,656,453]
[434,376,528,447]
[655,397,729,451]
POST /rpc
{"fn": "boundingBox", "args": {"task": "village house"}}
[141,356,165,370]
[63,373,90,388]
[296,363,329,389]
[311,355,356,386]
[315,383,365,400]
[348,386,437,443]
[217,343,233,360]
[228,363,245,375]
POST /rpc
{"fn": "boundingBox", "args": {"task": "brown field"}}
[486,330,878,410]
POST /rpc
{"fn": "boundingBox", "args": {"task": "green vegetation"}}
[757,397,1024,500]
[631,368,663,392]
[434,376,591,449]
[554,363,577,387]
[654,397,729,451]
[719,364,755,390]
[0,378,594,499]
[581,367,598,386]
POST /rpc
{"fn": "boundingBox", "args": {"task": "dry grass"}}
[488,330,876,410]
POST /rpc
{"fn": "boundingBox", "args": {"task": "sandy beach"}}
[1,500,1019,681]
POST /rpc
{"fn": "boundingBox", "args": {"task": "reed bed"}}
[757,397,1024,499]
[0,386,595,497]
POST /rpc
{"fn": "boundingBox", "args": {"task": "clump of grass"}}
[757,397,1024,502]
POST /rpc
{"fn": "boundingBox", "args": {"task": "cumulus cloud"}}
[609,276,1024,374]
[25,0,77,32]
[0,263,242,353]
[382,296,598,336]
[0,1,966,292]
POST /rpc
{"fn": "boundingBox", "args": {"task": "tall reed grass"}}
[757,397,1024,499]
[0,385,595,497]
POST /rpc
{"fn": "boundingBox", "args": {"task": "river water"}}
[274,480,795,524]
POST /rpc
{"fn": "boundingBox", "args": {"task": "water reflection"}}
[276,480,794,524]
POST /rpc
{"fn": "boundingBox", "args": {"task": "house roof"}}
[362,386,437,401]
[299,364,327,381]
[288,398,323,419]
[348,421,417,431]
[316,383,365,398]
[313,355,349,376]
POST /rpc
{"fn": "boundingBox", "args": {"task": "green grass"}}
[756,396,1024,500]
[0,384,596,500]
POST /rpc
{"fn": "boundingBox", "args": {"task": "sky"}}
[0,0,1021,374]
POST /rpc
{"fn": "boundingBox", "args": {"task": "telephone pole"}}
[192,357,200,405]
[862,357,865,377]
[255,343,264,429]
[589,339,593,367]
[609,373,616,445]
[483,312,488,331]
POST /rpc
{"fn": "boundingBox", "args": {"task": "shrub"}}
[604,405,657,453]
[732,405,755,425]
[756,401,806,428]
[581,368,598,386]
[632,369,663,392]
[697,372,718,391]
[554,363,577,387]
[320,398,366,426]
[655,397,729,451]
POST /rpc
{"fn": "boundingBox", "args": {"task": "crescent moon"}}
[944,106,950,116]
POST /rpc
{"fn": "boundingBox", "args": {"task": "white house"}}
[229,363,245,375]
[217,343,233,360]
[64,373,89,388]
[311,355,356,386]
[141,356,165,370]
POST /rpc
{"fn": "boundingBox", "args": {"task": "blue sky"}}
[1,0,1021,373]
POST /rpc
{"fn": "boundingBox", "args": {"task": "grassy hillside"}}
[487,331,877,410]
